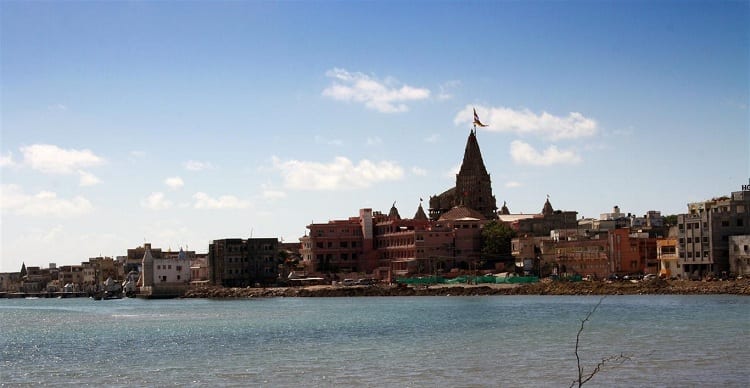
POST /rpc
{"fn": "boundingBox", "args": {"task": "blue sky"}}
[1,1,748,272]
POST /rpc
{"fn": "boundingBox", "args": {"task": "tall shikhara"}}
[428,129,498,221]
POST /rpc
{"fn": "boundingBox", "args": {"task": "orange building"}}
[608,228,657,276]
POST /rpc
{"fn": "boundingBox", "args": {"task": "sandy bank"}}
[182,278,750,298]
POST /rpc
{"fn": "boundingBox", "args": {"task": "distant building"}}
[58,265,84,289]
[547,236,609,280]
[301,201,494,282]
[728,235,750,277]
[139,243,191,297]
[657,237,681,279]
[0,272,21,292]
[190,254,209,283]
[208,238,280,287]
[500,197,578,237]
[125,244,163,274]
[608,228,656,275]
[677,191,750,277]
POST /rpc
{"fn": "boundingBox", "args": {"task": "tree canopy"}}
[481,220,516,260]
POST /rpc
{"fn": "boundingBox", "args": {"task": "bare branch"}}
[569,296,631,387]
[579,353,632,386]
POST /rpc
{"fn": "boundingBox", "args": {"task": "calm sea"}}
[1,295,748,387]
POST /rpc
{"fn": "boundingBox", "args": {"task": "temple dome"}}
[438,205,486,222]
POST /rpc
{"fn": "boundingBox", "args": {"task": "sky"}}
[1,1,748,272]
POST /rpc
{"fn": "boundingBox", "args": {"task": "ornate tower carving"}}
[429,129,498,220]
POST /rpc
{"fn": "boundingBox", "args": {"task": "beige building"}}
[657,237,681,279]
[729,235,750,276]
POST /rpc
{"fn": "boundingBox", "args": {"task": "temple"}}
[429,129,498,221]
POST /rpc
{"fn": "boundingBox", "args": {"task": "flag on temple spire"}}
[473,108,488,127]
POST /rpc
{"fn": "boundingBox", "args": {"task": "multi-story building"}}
[657,237,681,279]
[0,272,21,292]
[547,237,609,279]
[82,257,119,285]
[190,254,209,283]
[125,244,163,273]
[677,191,750,277]
[57,265,84,288]
[139,243,192,297]
[502,198,578,237]
[608,228,656,275]
[208,238,280,287]
[728,235,750,277]
[302,201,494,281]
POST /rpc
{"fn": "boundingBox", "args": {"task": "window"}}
[686,237,692,243]
[704,251,709,258]
[721,220,730,227]
[737,219,744,227]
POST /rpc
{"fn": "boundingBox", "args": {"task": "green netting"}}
[395,276,445,285]
[503,276,539,284]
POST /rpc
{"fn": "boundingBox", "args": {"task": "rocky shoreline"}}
[182,278,750,298]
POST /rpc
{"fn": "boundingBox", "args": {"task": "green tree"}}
[663,214,678,227]
[481,220,516,261]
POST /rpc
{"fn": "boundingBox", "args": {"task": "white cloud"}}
[164,176,185,190]
[0,152,15,167]
[505,181,523,188]
[141,192,173,210]
[455,105,598,140]
[0,184,93,217]
[262,189,287,200]
[510,140,582,166]
[366,136,383,146]
[322,68,430,113]
[411,166,428,176]
[424,134,441,143]
[184,160,213,171]
[78,170,101,186]
[193,192,251,209]
[272,156,404,190]
[20,144,104,174]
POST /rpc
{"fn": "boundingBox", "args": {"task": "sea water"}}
[1,295,748,387]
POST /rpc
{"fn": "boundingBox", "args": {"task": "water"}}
[1,295,748,387]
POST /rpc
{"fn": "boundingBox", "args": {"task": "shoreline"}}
[182,278,750,298]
